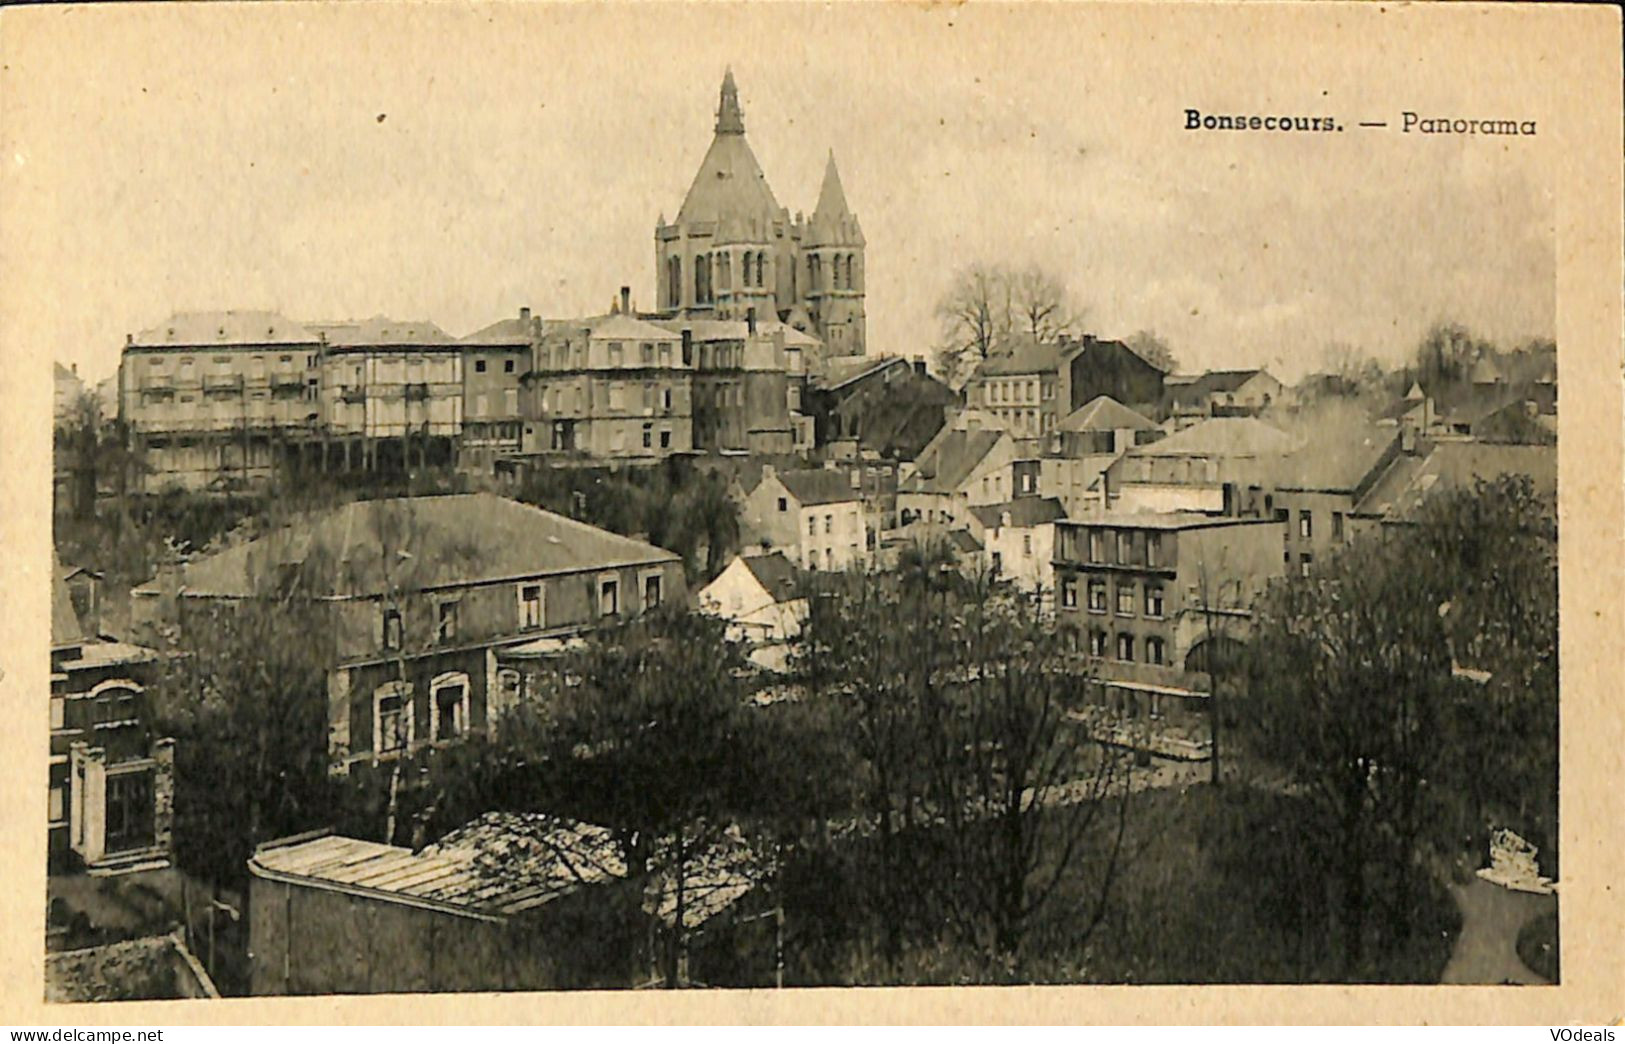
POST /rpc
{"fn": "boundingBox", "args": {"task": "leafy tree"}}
[1125,330,1179,375]
[1238,475,1557,971]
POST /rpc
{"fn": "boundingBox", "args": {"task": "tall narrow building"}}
[655,70,866,359]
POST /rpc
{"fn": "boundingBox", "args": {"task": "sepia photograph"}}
[4,0,1618,1020]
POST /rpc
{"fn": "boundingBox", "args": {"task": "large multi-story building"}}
[119,312,324,490]
[313,317,464,469]
[130,494,686,777]
[654,71,866,359]
[521,312,695,458]
[459,308,538,467]
[1052,513,1283,753]
[965,342,1064,440]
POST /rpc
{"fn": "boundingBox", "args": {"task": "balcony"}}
[404,382,430,402]
[202,373,243,391]
[269,373,304,391]
[339,386,366,404]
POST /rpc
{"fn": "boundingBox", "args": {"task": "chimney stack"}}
[620,286,631,315]
[913,358,927,377]
[519,306,531,323]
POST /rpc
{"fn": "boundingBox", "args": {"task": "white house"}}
[697,552,806,673]
[969,496,1067,598]
[740,465,867,571]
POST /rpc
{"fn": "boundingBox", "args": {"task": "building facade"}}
[965,342,1064,439]
[654,71,866,359]
[459,309,538,467]
[740,464,867,571]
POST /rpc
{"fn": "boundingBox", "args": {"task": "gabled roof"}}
[815,355,909,392]
[902,428,1006,494]
[974,341,1063,378]
[1353,443,1556,522]
[590,313,682,343]
[1060,395,1157,433]
[741,552,798,603]
[460,316,536,346]
[131,311,319,348]
[137,494,677,599]
[777,468,861,507]
[54,362,80,382]
[1169,369,1276,404]
[1131,417,1296,458]
[757,320,822,350]
[969,496,1067,530]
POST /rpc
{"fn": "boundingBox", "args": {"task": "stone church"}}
[655,70,867,358]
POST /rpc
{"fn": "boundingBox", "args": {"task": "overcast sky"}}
[5,3,1555,386]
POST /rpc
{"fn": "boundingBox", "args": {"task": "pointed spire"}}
[813,150,853,220]
[716,68,745,135]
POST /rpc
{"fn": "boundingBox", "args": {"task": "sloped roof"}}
[1130,417,1297,458]
[652,317,749,342]
[1060,395,1157,433]
[675,76,783,229]
[252,816,625,921]
[589,313,681,343]
[461,316,536,345]
[54,362,80,382]
[806,152,865,248]
[1354,443,1556,522]
[741,552,798,603]
[969,496,1067,530]
[1268,426,1399,493]
[815,355,909,392]
[1169,369,1275,405]
[947,529,984,553]
[777,468,860,507]
[757,320,822,349]
[139,494,677,599]
[903,428,1005,494]
[130,311,319,348]
[51,551,83,648]
[813,151,854,222]
[975,341,1063,378]
[313,316,456,347]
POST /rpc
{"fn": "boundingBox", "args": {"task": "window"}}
[609,343,624,367]
[1116,633,1135,662]
[50,697,64,730]
[1117,531,1133,564]
[1061,576,1078,609]
[641,342,654,365]
[436,601,458,644]
[662,387,673,411]
[1144,585,1164,618]
[599,578,620,617]
[1088,530,1104,562]
[1146,636,1166,666]
[991,551,1003,576]
[808,516,818,536]
[1146,533,1162,568]
[777,497,788,513]
[430,673,470,743]
[48,785,65,825]
[374,682,413,755]
[644,573,663,610]
[1089,629,1108,657]
[1088,579,1107,613]
[1022,533,1033,556]
[105,771,154,853]
[505,358,515,373]
[1299,510,1313,539]
[1116,583,1136,616]
[1332,512,1346,541]
[1300,553,1313,578]
[825,514,834,535]
[382,608,403,651]
[519,584,543,630]
[659,429,671,449]
[475,359,487,373]
[824,548,833,569]
[642,424,653,449]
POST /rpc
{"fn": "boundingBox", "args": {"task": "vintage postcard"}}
[0,0,1620,1026]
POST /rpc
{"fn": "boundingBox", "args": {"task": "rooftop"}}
[1268,425,1400,493]
[1059,511,1280,531]
[901,428,1007,495]
[1354,442,1556,521]
[974,340,1063,378]
[777,468,862,507]
[1129,417,1298,459]
[970,496,1067,530]
[741,551,799,603]
[130,311,318,348]
[1060,395,1158,433]
[134,494,678,599]
[311,316,457,347]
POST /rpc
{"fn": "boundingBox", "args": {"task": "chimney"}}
[913,358,927,377]
[760,463,776,483]
[519,306,531,323]
[620,286,631,315]
[126,334,133,347]
[746,307,757,335]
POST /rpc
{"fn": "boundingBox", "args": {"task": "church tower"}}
[655,71,866,357]
[799,150,867,358]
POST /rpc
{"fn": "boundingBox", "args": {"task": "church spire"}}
[813,149,853,220]
[716,68,745,135]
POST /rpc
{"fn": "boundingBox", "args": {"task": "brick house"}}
[51,554,172,874]
[130,494,685,776]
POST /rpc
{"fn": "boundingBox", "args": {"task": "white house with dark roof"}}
[740,465,867,571]
[969,496,1067,596]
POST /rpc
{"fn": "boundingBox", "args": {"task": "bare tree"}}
[935,263,1082,387]
[1124,330,1178,374]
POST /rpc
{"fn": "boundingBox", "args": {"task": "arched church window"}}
[667,256,681,307]
[847,253,858,290]
[755,251,767,288]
